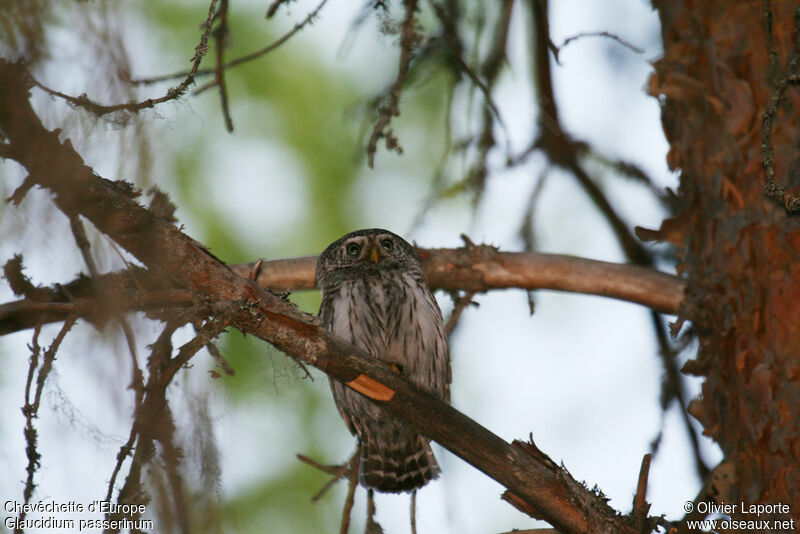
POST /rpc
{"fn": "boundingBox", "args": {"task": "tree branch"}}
[0,249,684,335]
[236,248,684,313]
[0,58,658,534]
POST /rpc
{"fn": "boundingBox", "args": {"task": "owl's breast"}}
[327,273,418,364]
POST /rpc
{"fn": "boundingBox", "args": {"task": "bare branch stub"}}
[631,453,652,530]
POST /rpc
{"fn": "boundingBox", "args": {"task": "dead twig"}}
[19,315,76,523]
[297,450,358,503]
[631,453,652,529]
[445,290,477,336]
[212,0,234,132]
[340,447,361,534]
[761,65,800,211]
[366,0,420,167]
[147,0,330,89]
[552,30,644,64]
[32,0,220,116]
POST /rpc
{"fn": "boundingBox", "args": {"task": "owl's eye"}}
[381,238,394,252]
[346,243,362,257]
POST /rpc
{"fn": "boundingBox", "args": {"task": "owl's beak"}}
[368,245,382,264]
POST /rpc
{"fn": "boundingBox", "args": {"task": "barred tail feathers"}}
[359,435,440,493]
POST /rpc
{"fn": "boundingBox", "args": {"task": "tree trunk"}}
[650,0,800,528]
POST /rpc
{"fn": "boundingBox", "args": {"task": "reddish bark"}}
[650,0,800,526]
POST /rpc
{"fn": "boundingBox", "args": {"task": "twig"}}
[366,0,420,167]
[109,321,180,530]
[651,313,709,480]
[445,290,477,336]
[530,0,652,266]
[140,0,330,87]
[585,149,673,210]
[297,453,349,476]
[266,0,292,18]
[433,0,513,196]
[339,447,360,534]
[69,213,144,414]
[19,315,76,525]
[762,0,781,84]
[212,0,234,132]
[249,258,264,281]
[365,488,383,533]
[498,530,560,534]
[528,6,701,481]
[410,490,417,534]
[631,453,652,527]
[297,451,358,503]
[761,65,800,211]
[518,170,551,314]
[105,427,138,503]
[206,341,235,376]
[19,323,42,527]
[553,30,644,64]
[429,0,508,131]
[160,311,232,387]
[32,0,220,116]
[69,215,100,278]
[760,0,800,210]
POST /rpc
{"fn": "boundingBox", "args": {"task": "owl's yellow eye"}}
[381,239,393,252]
[346,243,362,256]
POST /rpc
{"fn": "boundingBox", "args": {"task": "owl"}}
[316,229,451,493]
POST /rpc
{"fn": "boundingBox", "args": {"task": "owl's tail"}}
[359,435,440,493]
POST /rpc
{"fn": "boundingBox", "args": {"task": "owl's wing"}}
[318,291,335,330]
[392,274,451,404]
[320,286,386,438]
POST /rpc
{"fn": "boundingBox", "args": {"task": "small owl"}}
[316,229,451,493]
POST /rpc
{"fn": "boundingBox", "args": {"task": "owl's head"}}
[316,228,422,286]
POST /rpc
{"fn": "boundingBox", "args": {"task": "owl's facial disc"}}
[338,234,398,267]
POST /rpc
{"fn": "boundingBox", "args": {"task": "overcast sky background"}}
[0,1,721,533]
